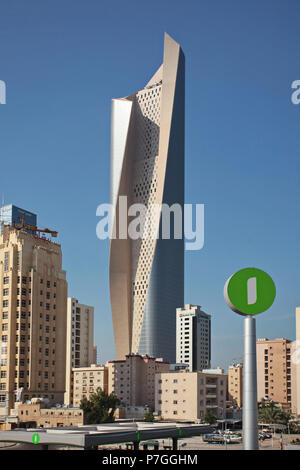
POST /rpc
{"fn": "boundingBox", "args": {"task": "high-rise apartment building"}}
[0,224,67,415]
[256,338,296,410]
[228,363,243,408]
[93,345,98,364]
[106,354,170,410]
[155,368,227,422]
[176,304,211,371]
[65,297,94,405]
[109,33,185,362]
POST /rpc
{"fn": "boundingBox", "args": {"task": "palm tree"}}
[258,403,290,425]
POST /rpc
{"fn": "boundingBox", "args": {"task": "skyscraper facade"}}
[65,297,95,405]
[109,34,185,362]
[0,224,67,415]
[176,304,211,371]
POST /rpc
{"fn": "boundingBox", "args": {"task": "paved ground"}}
[171,433,300,450]
[97,433,300,451]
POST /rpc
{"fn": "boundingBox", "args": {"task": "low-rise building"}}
[155,368,227,422]
[107,354,170,410]
[11,401,83,428]
[115,405,150,420]
[72,364,108,408]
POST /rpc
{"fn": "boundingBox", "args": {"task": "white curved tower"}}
[110,33,185,361]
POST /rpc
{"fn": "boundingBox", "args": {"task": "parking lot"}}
[171,433,300,450]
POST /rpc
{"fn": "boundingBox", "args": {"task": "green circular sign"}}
[32,433,40,445]
[224,267,276,316]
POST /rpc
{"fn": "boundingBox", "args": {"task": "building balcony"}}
[206,393,216,398]
[205,383,217,388]
[206,403,218,408]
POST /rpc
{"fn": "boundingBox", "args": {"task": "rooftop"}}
[0,422,213,449]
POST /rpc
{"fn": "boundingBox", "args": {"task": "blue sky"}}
[0,0,299,369]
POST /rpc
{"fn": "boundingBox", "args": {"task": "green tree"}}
[258,402,290,425]
[144,412,155,422]
[204,411,217,425]
[80,387,120,424]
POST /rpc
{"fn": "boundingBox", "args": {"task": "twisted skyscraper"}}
[109,33,185,362]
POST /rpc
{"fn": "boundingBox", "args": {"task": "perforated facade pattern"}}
[131,83,162,353]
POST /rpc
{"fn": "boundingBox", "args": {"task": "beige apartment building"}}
[0,225,67,415]
[65,297,95,405]
[72,364,108,408]
[228,363,243,408]
[107,354,170,410]
[12,401,83,428]
[257,338,297,412]
[155,369,227,422]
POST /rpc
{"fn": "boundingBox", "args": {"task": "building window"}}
[4,252,9,272]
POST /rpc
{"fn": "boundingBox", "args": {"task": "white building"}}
[65,297,95,405]
[176,304,211,371]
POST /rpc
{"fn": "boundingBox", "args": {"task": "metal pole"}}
[133,441,139,450]
[172,437,178,450]
[243,316,259,450]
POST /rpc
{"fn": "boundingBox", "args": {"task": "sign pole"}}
[243,315,258,450]
[224,267,276,451]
